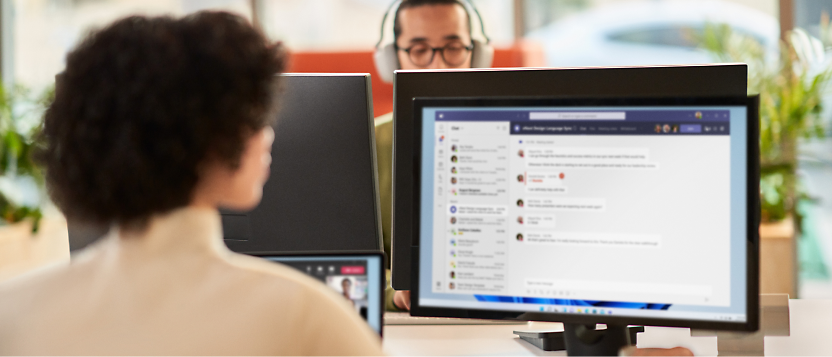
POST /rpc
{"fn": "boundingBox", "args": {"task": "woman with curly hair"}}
[0,12,382,355]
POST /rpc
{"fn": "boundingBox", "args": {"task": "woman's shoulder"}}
[221,253,383,355]
[224,253,315,285]
[222,252,356,311]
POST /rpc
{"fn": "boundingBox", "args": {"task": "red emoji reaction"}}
[559,173,565,179]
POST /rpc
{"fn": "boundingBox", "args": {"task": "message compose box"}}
[526,198,605,212]
[526,232,661,248]
[526,147,659,170]
[524,278,711,297]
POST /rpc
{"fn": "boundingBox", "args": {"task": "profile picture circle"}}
[516,233,524,241]
[451,144,458,152]
[450,217,457,224]
[517,199,524,207]
[672,125,679,133]
[517,216,524,224]
[451,167,457,174]
[450,271,456,279]
[654,124,661,133]
[662,124,670,133]
[518,149,524,158]
[517,174,524,183]
[449,282,456,290]
[451,155,458,163]
[451,177,457,184]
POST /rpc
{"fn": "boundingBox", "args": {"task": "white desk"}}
[382,299,832,356]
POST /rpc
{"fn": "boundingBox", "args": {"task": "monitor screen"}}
[254,252,385,335]
[411,97,758,330]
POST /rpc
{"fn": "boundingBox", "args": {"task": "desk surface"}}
[382,299,832,356]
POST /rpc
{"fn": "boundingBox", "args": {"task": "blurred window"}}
[6,0,251,89]
[608,25,768,49]
[5,0,515,89]
[608,26,702,48]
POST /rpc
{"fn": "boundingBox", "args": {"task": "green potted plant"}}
[701,23,831,223]
[0,84,63,283]
[700,23,832,296]
[0,84,51,233]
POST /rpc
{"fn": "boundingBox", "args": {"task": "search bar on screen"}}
[530,112,626,120]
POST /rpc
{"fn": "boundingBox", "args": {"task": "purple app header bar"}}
[435,110,730,122]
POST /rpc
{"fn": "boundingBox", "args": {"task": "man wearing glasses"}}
[374,0,480,312]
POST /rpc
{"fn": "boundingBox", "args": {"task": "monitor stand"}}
[515,324,642,355]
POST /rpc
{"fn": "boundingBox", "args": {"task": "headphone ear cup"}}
[373,43,399,83]
[470,39,494,68]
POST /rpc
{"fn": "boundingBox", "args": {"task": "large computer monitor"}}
[221,73,383,253]
[391,64,749,289]
[69,73,384,254]
[409,96,759,355]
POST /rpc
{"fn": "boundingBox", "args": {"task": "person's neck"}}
[114,206,226,257]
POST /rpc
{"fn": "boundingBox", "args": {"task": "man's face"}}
[396,4,473,70]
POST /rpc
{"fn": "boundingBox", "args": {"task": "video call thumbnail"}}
[276,259,370,319]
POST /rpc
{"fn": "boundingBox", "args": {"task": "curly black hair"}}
[37,11,286,226]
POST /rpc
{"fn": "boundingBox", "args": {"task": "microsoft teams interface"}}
[264,255,382,333]
[418,104,748,322]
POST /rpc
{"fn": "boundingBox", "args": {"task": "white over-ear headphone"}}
[373,0,494,83]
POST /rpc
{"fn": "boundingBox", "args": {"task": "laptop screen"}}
[258,253,384,335]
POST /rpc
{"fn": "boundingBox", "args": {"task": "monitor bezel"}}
[246,250,387,336]
[409,96,760,332]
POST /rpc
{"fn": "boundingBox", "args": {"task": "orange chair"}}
[287,45,535,117]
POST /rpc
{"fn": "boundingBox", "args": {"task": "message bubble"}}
[526,147,659,170]
[526,172,565,186]
[526,214,556,228]
[525,172,568,194]
[457,217,506,227]
[453,155,489,164]
[458,177,500,186]
[526,232,660,248]
[526,198,605,212]
[457,166,500,175]
[531,162,659,169]
[449,204,507,216]
[453,144,503,153]
[528,147,649,161]
[453,188,503,197]
[526,186,568,195]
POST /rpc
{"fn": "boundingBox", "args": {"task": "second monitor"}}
[222,73,383,254]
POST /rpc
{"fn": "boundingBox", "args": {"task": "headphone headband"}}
[375,0,403,49]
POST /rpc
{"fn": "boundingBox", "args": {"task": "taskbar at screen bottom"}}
[419,298,746,323]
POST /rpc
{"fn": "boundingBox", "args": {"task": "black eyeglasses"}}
[399,41,474,67]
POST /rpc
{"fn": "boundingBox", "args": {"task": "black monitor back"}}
[223,73,382,253]
[68,73,383,254]
[391,64,748,289]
